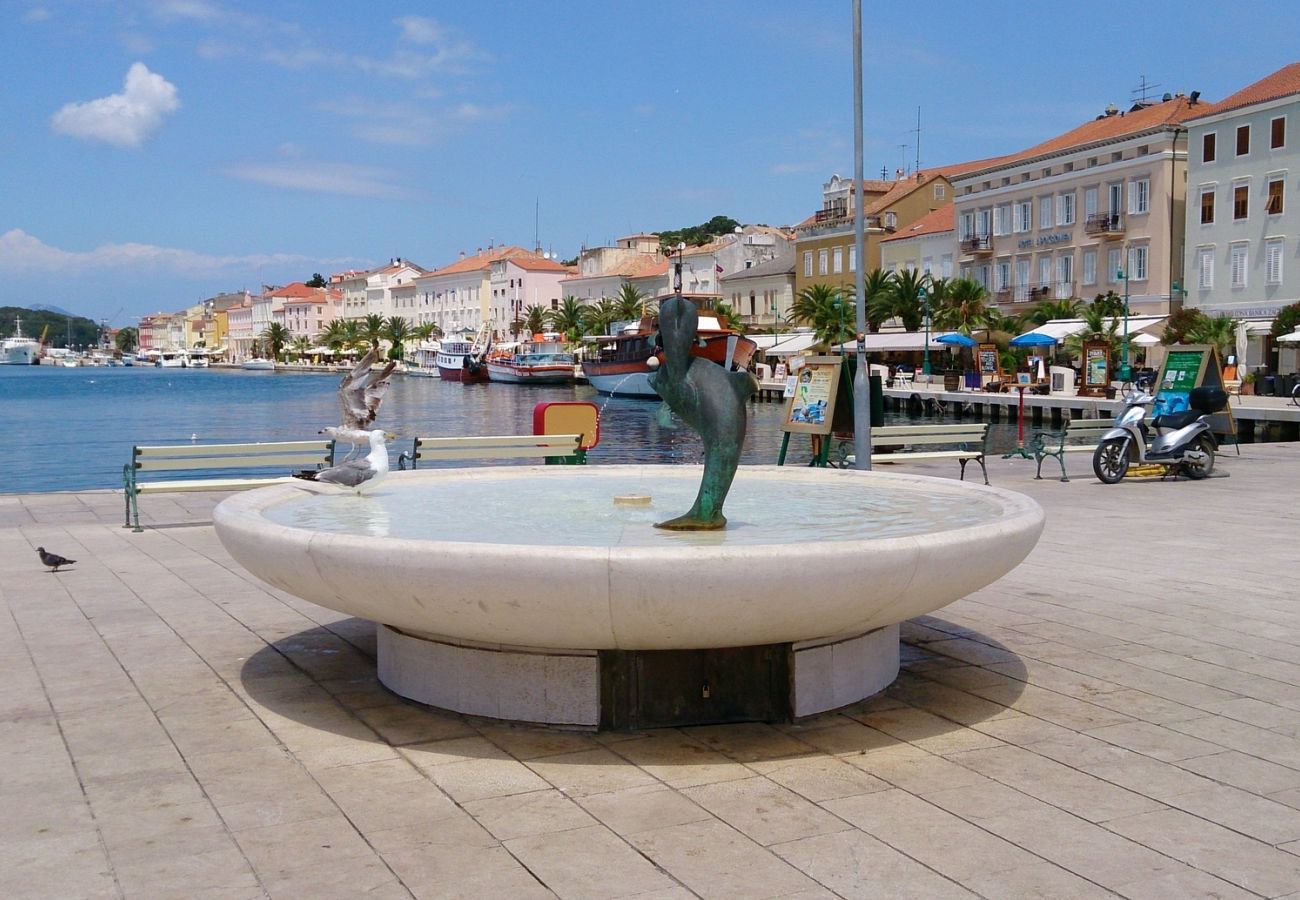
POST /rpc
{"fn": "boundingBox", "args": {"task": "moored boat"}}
[486,338,575,385]
[1,316,40,365]
[185,348,212,368]
[436,322,493,383]
[581,299,757,398]
[240,358,276,371]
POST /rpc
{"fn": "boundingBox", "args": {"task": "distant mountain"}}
[29,303,74,316]
[1,306,98,348]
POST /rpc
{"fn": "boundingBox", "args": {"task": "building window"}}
[1015,258,1030,299]
[1084,186,1098,220]
[1082,249,1097,285]
[1056,253,1074,297]
[933,183,945,200]
[1128,178,1150,215]
[1230,244,1247,287]
[994,204,1011,236]
[941,254,952,278]
[1236,124,1250,156]
[1039,196,1053,231]
[1038,256,1052,288]
[803,252,812,277]
[1267,176,1284,215]
[1108,182,1123,215]
[818,249,829,275]
[1014,199,1031,233]
[1233,184,1249,220]
[1197,248,1214,289]
[1272,116,1286,150]
[1108,248,1122,285]
[1128,246,1148,281]
[848,246,856,272]
[1200,188,1215,224]
[1202,132,1216,162]
[959,212,974,240]
[995,260,1010,292]
[1056,192,1075,226]
[1267,240,1283,284]
[977,208,992,237]
[832,247,843,274]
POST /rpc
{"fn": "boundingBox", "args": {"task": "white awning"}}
[1019,316,1167,341]
[749,331,811,351]
[766,333,821,356]
[831,330,959,352]
[1244,321,1274,335]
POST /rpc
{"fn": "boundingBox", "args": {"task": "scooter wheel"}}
[1183,436,1216,480]
[1093,437,1130,484]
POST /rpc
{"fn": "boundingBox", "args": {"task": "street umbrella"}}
[1009,331,1058,347]
[935,332,977,347]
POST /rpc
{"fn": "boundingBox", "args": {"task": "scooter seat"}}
[1152,410,1203,430]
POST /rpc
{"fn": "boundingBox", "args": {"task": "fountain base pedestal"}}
[377,624,899,730]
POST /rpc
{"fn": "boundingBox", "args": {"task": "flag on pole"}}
[715,264,724,273]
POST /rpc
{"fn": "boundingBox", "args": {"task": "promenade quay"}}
[4,446,1300,898]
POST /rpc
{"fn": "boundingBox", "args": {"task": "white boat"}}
[157,350,185,368]
[1,316,40,365]
[406,343,441,377]
[185,348,212,368]
[240,358,276,371]
[486,339,575,385]
[437,322,493,383]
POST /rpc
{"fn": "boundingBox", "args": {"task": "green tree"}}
[1162,307,1208,345]
[613,283,650,321]
[1025,298,1083,326]
[1090,290,1126,317]
[885,269,927,332]
[413,322,437,344]
[1270,302,1300,339]
[305,273,326,288]
[790,284,855,349]
[932,278,992,335]
[361,313,386,352]
[383,316,412,360]
[320,319,349,351]
[290,336,312,360]
[523,304,549,336]
[1185,313,1239,359]
[656,215,742,250]
[262,323,291,361]
[582,299,619,338]
[547,296,588,341]
[856,268,895,332]
[1064,303,1121,362]
[712,301,744,333]
[114,327,139,354]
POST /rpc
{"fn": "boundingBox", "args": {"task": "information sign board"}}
[780,356,842,436]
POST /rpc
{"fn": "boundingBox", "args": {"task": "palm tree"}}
[548,296,588,341]
[1064,303,1121,362]
[1025,298,1083,327]
[262,322,291,361]
[383,316,412,360]
[290,336,312,361]
[320,319,349,352]
[523,305,548,336]
[115,327,138,354]
[932,278,992,336]
[1185,313,1239,360]
[1090,291,1126,318]
[613,284,649,322]
[361,313,386,353]
[859,269,895,332]
[791,284,855,350]
[712,301,744,333]
[582,299,619,338]
[341,319,363,354]
[885,269,927,332]
[412,322,437,344]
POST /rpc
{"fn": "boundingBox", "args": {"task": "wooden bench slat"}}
[872,425,989,437]
[415,434,581,449]
[417,446,582,462]
[134,441,332,458]
[834,423,990,484]
[136,453,334,472]
[134,476,305,493]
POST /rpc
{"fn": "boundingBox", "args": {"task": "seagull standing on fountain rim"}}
[295,429,394,494]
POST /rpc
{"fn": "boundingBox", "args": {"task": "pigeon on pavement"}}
[37,547,75,572]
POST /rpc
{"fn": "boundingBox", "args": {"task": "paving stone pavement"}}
[3,443,1300,899]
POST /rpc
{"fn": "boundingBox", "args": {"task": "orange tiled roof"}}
[1186,62,1300,121]
[880,203,954,242]
[424,246,533,277]
[509,256,571,273]
[958,97,1206,177]
[265,282,317,299]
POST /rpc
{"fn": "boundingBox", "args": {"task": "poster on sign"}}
[781,356,842,435]
[1079,340,1111,397]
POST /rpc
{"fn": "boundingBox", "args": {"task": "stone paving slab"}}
[3,442,1300,898]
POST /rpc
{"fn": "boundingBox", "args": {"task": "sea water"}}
[1,364,1025,493]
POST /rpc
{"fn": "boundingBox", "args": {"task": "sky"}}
[2,1,1298,327]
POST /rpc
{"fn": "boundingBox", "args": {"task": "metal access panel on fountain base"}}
[598,644,792,730]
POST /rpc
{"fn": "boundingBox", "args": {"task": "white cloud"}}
[50,63,180,148]
[351,16,486,78]
[0,229,331,275]
[223,161,405,199]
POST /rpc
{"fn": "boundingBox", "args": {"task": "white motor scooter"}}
[1092,385,1226,484]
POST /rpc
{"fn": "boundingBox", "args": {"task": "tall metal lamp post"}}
[673,242,686,297]
[850,0,871,470]
[921,286,931,376]
[1116,265,1131,381]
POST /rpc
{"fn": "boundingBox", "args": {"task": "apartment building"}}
[880,205,955,279]
[952,95,1203,316]
[719,244,795,330]
[1183,62,1300,372]
[560,234,667,304]
[413,246,534,337]
[281,286,342,342]
[487,254,571,339]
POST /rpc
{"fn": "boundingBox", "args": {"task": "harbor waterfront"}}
[3,364,1058,494]
[4,443,1300,895]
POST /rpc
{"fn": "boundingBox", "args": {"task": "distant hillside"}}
[1,306,99,348]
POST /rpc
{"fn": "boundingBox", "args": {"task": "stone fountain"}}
[214,298,1044,729]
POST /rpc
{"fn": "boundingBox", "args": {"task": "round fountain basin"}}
[214,465,1044,652]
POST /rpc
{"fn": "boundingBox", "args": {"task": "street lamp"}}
[1116,265,1131,381]
[921,286,932,376]
[673,242,686,297]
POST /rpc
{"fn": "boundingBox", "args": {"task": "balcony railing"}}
[960,234,993,254]
[814,205,849,223]
[1084,213,1125,238]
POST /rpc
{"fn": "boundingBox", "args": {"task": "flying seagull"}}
[320,349,398,457]
[37,547,75,572]
[295,429,393,494]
